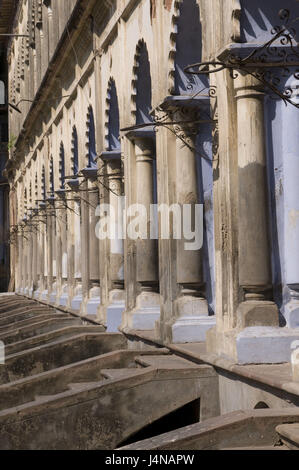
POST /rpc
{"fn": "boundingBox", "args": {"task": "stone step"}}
[135,354,204,369]
[101,369,141,380]
[0,333,127,384]
[0,309,54,327]
[222,445,289,450]
[0,313,71,333]
[119,409,299,450]
[276,424,299,450]
[0,349,165,410]
[0,317,82,344]
[5,325,105,355]
[0,302,38,315]
[0,361,208,449]
[67,382,103,391]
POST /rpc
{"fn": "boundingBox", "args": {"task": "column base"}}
[127,290,160,330]
[58,283,70,307]
[172,315,216,344]
[106,289,125,333]
[208,326,299,364]
[71,282,83,311]
[237,300,279,328]
[170,295,214,343]
[41,289,49,301]
[81,284,101,316]
[284,300,299,328]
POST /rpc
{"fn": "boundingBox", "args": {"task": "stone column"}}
[17,226,23,293]
[105,155,125,332]
[128,136,160,330]
[68,180,83,311]
[27,212,34,297]
[37,203,47,300]
[31,209,39,296]
[78,178,90,315]
[56,190,68,306]
[81,168,101,316]
[44,198,54,302]
[22,218,29,295]
[63,180,78,308]
[170,107,212,343]
[235,73,279,328]
[283,79,299,327]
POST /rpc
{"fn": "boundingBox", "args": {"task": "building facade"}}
[6,0,299,369]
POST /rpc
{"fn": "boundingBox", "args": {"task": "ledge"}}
[121,327,299,400]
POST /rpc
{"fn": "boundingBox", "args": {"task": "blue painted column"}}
[283,79,299,327]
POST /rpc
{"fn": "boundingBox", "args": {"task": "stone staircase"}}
[0,295,217,450]
[120,408,299,450]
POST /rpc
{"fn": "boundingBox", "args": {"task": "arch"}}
[131,40,152,124]
[24,188,27,215]
[86,106,97,168]
[49,156,55,196]
[59,142,65,189]
[168,0,208,95]
[254,402,270,409]
[105,78,120,151]
[34,172,38,206]
[71,126,79,176]
[41,165,46,201]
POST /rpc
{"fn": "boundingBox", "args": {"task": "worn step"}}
[0,333,127,384]
[67,382,103,391]
[0,360,209,450]
[0,349,163,410]
[101,369,141,380]
[135,354,203,369]
[5,325,105,355]
[119,409,299,450]
[0,313,70,333]
[0,302,38,315]
[222,445,289,450]
[276,423,299,450]
[0,316,82,344]
[0,309,54,327]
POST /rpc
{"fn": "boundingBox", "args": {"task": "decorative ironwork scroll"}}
[185,9,299,108]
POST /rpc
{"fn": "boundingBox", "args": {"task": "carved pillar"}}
[56,190,68,306]
[31,209,38,296]
[81,168,101,316]
[235,73,278,327]
[68,180,83,311]
[102,153,125,332]
[169,107,212,343]
[127,135,160,330]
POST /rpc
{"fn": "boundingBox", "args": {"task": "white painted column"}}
[170,108,213,343]
[128,136,160,330]
[81,168,101,316]
[235,73,278,328]
[106,157,125,332]
[283,79,299,327]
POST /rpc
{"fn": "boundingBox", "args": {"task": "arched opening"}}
[135,41,152,125]
[59,142,65,189]
[107,78,120,151]
[254,402,270,409]
[87,106,97,168]
[41,165,46,201]
[49,157,55,196]
[174,0,208,95]
[71,126,79,176]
